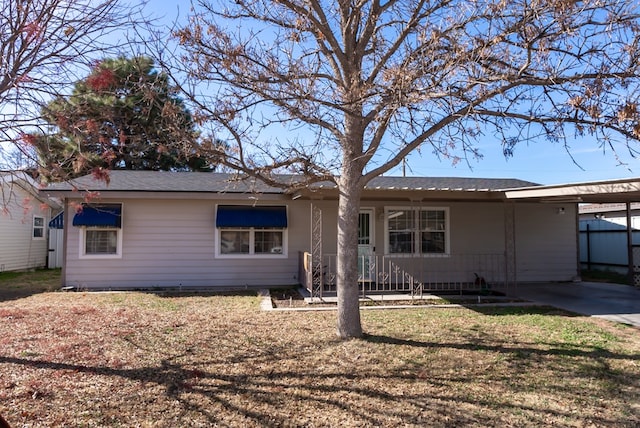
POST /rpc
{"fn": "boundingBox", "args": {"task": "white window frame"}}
[384,206,450,256]
[216,227,288,259]
[79,227,123,259]
[32,215,45,240]
[77,203,123,259]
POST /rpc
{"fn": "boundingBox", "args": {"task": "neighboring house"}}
[42,170,585,294]
[579,203,640,274]
[0,171,57,272]
[579,202,640,227]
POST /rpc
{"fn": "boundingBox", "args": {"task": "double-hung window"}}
[216,205,287,257]
[73,203,123,258]
[386,207,448,255]
[33,216,45,239]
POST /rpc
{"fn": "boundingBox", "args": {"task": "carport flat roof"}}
[504,177,640,203]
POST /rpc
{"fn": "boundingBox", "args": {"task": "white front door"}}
[358,209,374,281]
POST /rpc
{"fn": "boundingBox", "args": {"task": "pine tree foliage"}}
[0,0,144,170]
[32,56,214,180]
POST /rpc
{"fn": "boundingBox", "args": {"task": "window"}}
[84,229,119,255]
[74,204,123,258]
[79,225,123,258]
[216,205,287,257]
[33,216,45,239]
[386,207,448,255]
[219,228,284,255]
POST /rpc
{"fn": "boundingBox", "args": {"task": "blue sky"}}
[102,0,616,184]
[3,1,634,184]
[150,1,640,186]
[390,135,639,185]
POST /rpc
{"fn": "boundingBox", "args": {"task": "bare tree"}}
[173,0,640,338]
[0,0,147,171]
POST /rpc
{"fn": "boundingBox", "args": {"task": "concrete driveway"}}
[506,282,640,328]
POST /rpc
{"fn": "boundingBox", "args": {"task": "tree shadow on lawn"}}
[1,331,638,427]
[362,333,640,360]
[467,305,582,317]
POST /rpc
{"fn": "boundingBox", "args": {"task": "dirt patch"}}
[270,287,307,308]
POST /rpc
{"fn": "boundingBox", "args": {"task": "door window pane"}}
[358,212,370,245]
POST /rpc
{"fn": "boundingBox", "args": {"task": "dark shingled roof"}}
[45,171,287,193]
[43,170,539,193]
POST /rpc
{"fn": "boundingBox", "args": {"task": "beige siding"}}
[308,201,577,284]
[0,184,50,271]
[514,203,578,282]
[62,197,579,289]
[311,201,507,256]
[64,198,310,289]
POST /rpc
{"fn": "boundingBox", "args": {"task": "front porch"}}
[300,252,508,298]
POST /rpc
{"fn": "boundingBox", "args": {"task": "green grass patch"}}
[0,268,61,297]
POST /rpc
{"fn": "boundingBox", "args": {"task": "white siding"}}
[0,183,50,271]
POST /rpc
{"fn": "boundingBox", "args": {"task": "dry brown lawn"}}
[1,271,639,427]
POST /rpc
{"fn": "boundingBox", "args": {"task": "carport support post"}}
[627,202,634,286]
[586,224,591,271]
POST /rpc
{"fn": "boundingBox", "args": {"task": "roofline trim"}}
[505,178,640,200]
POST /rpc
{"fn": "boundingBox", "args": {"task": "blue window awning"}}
[73,204,122,228]
[216,205,287,228]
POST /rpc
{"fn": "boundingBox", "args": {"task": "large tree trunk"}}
[335,171,364,339]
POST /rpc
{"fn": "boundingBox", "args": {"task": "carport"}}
[504,177,640,286]
[506,281,640,328]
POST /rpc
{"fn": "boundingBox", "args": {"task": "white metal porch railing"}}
[300,252,506,298]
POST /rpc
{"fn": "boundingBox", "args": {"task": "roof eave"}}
[505,178,640,203]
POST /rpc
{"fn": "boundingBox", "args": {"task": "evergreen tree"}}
[33,56,212,180]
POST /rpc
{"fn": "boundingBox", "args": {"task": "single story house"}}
[42,170,599,295]
[0,171,58,272]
